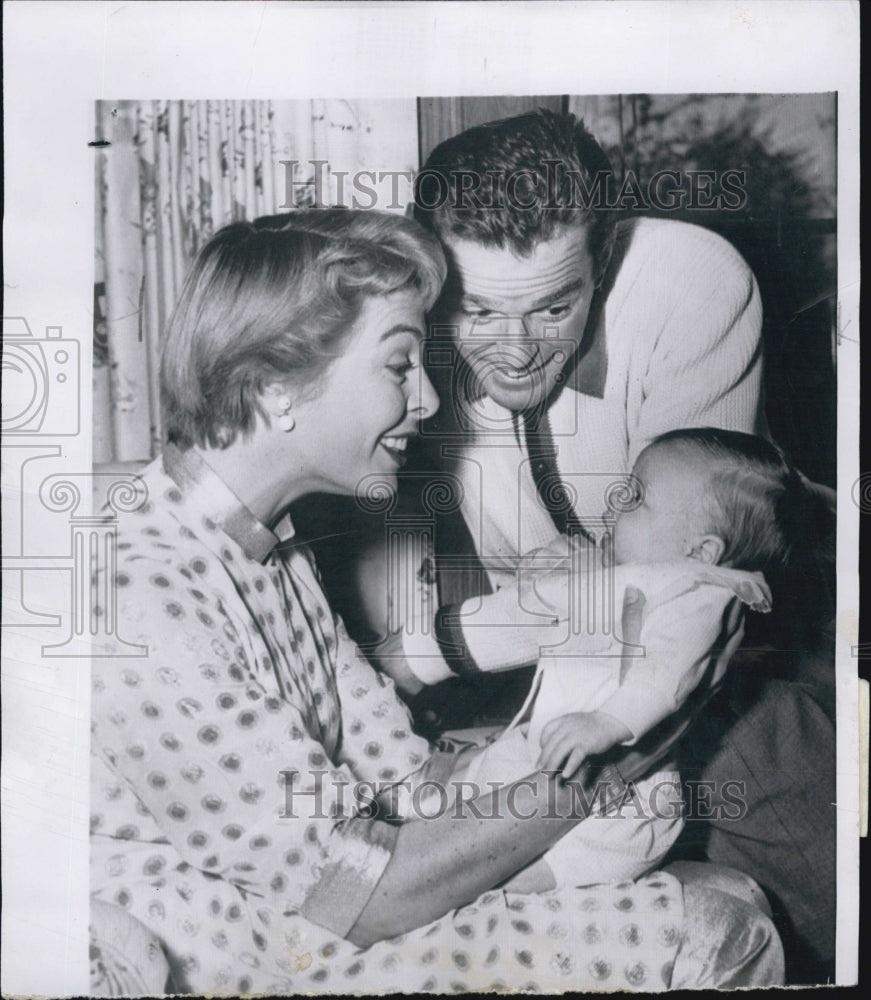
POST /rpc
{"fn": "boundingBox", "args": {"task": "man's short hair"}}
[414,108,617,269]
[160,209,446,450]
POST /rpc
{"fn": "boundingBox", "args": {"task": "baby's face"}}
[610,444,713,566]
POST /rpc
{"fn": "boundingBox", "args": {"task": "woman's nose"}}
[411,366,440,420]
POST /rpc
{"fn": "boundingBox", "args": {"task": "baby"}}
[439,427,809,888]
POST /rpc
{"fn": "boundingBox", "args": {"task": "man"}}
[381,109,766,706]
[321,110,833,983]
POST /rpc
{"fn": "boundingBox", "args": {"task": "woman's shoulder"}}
[110,492,241,620]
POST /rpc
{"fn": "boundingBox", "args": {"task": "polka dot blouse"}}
[90,446,686,993]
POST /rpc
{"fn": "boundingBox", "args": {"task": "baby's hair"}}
[645,427,820,573]
[647,427,836,649]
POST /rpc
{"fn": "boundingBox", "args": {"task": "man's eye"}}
[463,307,495,321]
[543,303,572,319]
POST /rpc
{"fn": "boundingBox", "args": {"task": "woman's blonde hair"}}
[160,209,446,450]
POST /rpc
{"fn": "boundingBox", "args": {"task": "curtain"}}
[94,99,418,463]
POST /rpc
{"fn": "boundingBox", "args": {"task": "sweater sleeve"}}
[628,222,767,466]
[402,538,608,684]
[402,585,560,684]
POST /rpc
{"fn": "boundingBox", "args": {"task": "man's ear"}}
[687,534,726,566]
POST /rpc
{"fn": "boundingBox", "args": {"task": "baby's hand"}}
[536,710,633,780]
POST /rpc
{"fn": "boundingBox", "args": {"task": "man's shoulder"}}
[601,216,758,329]
[612,216,751,282]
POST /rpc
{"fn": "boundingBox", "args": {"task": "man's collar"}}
[562,294,607,398]
[162,444,294,564]
[564,217,635,399]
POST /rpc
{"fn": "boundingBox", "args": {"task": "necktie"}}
[522,406,592,541]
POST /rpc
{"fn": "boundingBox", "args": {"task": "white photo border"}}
[2,1,860,993]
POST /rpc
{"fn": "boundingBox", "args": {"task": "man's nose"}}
[467,312,530,342]
[473,316,540,371]
[491,313,530,342]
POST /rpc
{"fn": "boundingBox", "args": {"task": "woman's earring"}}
[276,396,295,432]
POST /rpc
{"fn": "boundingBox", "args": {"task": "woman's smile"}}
[379,433,411,467]
[289,289,438,497]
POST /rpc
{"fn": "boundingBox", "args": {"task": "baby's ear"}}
[689,534,726,565]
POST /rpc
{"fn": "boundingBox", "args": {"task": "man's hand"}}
[536,710,633,780]
[370,629,425,697]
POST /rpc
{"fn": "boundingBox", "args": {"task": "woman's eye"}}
[388,360,414,378]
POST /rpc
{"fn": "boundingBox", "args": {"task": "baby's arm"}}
[531,584,647,780]
[398,535,600,685]
[595,582,746,743]
[537,577,762,786]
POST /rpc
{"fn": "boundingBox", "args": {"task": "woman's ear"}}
[262,383,293,415]
[262,383,296,431]
[688,534,726,566]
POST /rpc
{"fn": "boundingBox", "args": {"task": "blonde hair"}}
[160,209,446,450]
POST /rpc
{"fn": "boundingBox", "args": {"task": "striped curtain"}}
[94,99,418,462]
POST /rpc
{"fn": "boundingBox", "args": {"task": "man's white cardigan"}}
[405,217,766,685]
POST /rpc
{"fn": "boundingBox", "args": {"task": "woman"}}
[90,210,783,993]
